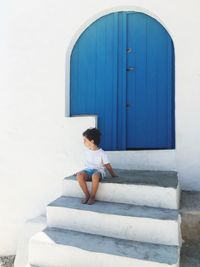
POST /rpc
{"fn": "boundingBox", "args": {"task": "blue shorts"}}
[80,168,103,181]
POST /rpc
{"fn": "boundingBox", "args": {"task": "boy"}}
[76,128,117,205]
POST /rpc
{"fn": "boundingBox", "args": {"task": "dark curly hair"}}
[83,128,101,146]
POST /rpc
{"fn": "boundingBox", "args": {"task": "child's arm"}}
[104,163,118,177]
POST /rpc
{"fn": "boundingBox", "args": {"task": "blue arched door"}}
[70,12,175,151]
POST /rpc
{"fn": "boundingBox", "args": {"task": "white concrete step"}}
[14,215,47,267]
[47,196,181,246]
[29,227,180,267]
[63,169,180,209]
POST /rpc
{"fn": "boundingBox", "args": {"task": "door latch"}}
[127,48,132,53]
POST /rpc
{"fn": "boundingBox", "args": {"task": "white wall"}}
[0,0,200,255]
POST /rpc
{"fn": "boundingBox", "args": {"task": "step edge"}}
[63,176,179,189]
[47,196,179,221]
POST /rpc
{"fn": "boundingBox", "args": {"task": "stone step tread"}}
[31,227,179,265]
[65,169,178,188]
[48,196,179,221]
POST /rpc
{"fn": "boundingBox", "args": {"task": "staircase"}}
[27,169,182,267]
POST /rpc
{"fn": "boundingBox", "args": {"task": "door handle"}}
[126,67,135,71]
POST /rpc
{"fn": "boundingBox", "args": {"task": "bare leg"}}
[76,172,90,204]
[87,172,102,205]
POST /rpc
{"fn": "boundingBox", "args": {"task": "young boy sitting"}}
[76,128,117,205]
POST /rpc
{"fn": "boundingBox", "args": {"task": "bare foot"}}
[87,196,95,205]
[81,195,90,204]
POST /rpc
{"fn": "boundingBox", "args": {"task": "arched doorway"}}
[70,11,175,151]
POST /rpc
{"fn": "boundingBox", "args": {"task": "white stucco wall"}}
[0,0,200,256]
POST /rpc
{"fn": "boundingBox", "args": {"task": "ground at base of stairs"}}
[0,256,15,267]
[180,241,200,267]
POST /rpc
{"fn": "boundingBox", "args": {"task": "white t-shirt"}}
[84,148,110,177]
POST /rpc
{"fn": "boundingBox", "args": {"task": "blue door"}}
[70,12,175,151]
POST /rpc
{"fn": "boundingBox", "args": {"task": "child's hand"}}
[104,163,118,178]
